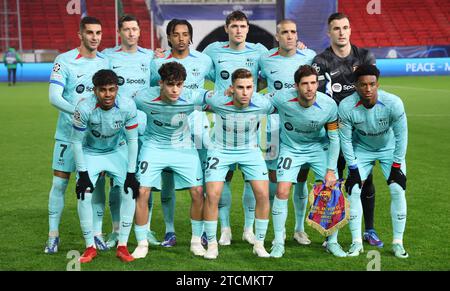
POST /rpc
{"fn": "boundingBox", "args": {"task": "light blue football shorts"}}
[354,146,406,180]
[205,149,268,182]
[52,139,76,173]
[276,145,330,183]
[137,145,203,190]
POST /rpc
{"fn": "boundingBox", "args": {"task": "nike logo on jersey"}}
[113,66,121,69]
[330,71,339,76]
[285,113,293,117]
[218,60,226,64]
[196,178,203,181]
[270,70,278,74]
[150,111,160,115]
[262,172,268,175]
[77,74,84,78]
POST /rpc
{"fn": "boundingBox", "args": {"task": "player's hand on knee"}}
[76,171,94,200]
[345,166,362,195]
[387,163,406,190]
[124,172,140,199]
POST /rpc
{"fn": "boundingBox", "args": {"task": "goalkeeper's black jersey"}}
[311,45,376,104]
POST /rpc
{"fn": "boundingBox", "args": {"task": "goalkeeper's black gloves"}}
[345,166,362,195]
[76,171,94,200]
[387,163,406,190]
[124,172,140,199]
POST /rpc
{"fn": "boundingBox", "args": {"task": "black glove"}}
[345,166,362,195]
[76,171,94,200]
[387,164,406,190]
[124,172,140,199]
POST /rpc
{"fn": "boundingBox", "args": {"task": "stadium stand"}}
[1,0,158,52]
[339,0,450,48]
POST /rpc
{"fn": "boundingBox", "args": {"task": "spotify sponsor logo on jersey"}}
[332,83,355,92]
[220,70,230,80]
[117,76,146,86]
[76,84,94,94]
[274,81,295,90]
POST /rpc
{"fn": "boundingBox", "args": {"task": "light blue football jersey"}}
[134,87,209,149]
[150,49,213,90]
[271,90,338,153]
[338,89,408,166]
[203,41,268,93]
[49,48,110,141]
[259,48,316,92]
[71,95,138,154]
[205,92,274,150]
[102,46,153,99]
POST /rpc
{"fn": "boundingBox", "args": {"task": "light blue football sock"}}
[389,183,407,241]
[161,171,176,233]
[91,175,105,236]
[242,182,256,230]
[293,182,308,232]
[109,184,121,233]
[255,218,269,242]
[77,192,94,247]
[191,219,204,238]
[134,223,148,243]
[272,196,288,244]
[328,230,339,243]
[48,176,69,236]
[348,184,363,242]
[218,181,232,228]
[118,187,136,245]
[204,220,218,244]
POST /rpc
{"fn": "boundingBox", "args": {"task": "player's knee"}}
[190,186,204,201]
[137,188,150,204]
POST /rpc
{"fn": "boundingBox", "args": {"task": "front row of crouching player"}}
[70,62,409,263]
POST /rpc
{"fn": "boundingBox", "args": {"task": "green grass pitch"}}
[0,76,449,271]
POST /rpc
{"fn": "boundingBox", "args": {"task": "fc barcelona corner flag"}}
[306,180,349,237]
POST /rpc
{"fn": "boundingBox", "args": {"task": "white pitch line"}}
[407,114,450,117]
[382,85,450,93]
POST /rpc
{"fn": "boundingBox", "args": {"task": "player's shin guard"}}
[242,182,256,230]
[272,197,288,244]
[389,183,407,241]
[48,176,69,236]
[293,182,308,233]
[348,185,363,242]
[255,219,269,242]
[118,188,136,245]
[269,181,277,208]
[147,192,154,230]
[109,185,121,233]
[91,175,105,236]
[77,192,95,247]
[204,221,218,244]
[161,171,176,233]
[191,219,204,238]
[218,182,232,228]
